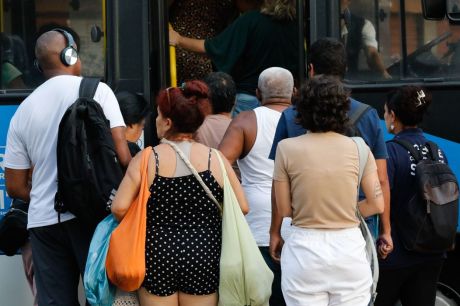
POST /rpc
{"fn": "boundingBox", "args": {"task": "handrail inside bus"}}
[169,24,177,87]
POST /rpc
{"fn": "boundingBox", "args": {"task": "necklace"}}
[161,134,194,142]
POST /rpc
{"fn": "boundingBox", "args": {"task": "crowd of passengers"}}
[3,0,449,305]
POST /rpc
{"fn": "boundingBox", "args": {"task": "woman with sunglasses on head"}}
[111,80,249,306]
[375,86,446,306]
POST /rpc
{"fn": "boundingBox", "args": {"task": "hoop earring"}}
[390,123,395,132]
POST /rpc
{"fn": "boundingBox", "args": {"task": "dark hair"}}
[116,91,150,126]
[386,86,432,126]
[309,38,347,79]
[296,75,350,133]
[157,80,212,133]
[203,72,236,114]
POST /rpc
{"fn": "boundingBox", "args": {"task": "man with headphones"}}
[4,29,132,305]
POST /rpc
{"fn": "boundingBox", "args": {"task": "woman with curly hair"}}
[272,75,383,306]
[169,0,299,116]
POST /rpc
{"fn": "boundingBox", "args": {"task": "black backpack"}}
[345,101,371,137]
[390,139,459,253]
[0,199,29,256]
[55,78,123,229]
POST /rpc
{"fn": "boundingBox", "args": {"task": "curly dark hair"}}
[296,75,350,133]
[386,85,432,126]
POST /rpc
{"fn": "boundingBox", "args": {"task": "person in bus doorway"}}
[1,32,26,89]
[116,91,151,156]
[111,80,249,306]
[272,75,384,306]
[169,0,299,117]
[219,67,295,306]
[269,38,393,261]
[168,0,236,84]
[193,72,236,149]
[375,86,446,306]
[3,29,131,306]
[340,0,391,79]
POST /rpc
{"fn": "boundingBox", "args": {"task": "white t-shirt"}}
[341,19,379,49]
[4,75,125,229]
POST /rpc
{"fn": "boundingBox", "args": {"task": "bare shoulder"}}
[232,110,255,126]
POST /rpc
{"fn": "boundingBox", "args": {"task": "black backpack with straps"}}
[390,138,459,253]
[55,77,123,229]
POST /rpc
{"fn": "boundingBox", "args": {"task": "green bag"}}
[214,150,273,306]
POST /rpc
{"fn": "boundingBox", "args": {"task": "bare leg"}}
[138,287,179,306]
[178,292,217,306]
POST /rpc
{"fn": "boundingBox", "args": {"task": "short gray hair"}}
[258,67,294,100]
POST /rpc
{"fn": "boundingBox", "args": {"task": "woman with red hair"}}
[111,80,249,306]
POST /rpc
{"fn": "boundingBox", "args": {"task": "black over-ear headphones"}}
[53,28,78,66]
[35,28,78,73]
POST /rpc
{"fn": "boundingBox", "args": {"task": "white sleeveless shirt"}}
[238,106,292,246]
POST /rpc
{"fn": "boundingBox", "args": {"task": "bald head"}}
[35,30,79,75]
[257,67,294,102]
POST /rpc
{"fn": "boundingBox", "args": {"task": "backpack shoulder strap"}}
[349,101,371,126]
[79,77,100,99]
[388,138,423,162]
[424,141,440,161]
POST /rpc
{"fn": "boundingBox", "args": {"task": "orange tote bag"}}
[106,147,152,291]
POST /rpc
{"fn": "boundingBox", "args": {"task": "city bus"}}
[0,0,459,305]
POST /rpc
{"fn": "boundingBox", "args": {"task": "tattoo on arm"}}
[374,181,383,199]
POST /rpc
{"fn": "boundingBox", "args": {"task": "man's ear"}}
[292,87,298,98]
[256,88,262,101]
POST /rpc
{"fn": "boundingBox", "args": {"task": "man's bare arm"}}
[218,117,246,164]
[366,46,391,79]
[375,158,393,257]
[5,168,31,202]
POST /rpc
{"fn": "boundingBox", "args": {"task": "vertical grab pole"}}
[169,24,177,87]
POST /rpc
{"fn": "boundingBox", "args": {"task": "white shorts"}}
[281,226,372,306]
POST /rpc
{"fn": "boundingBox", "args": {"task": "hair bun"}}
[182,80,209,99]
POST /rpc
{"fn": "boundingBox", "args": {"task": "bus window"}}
[340,0,395,82]
[340,0,460,83]
[1,0,104,90]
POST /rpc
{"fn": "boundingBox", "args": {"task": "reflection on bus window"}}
[1,0,103,90]
[340,0,391,81]
[1,33,27,89]
[341,0,460,83]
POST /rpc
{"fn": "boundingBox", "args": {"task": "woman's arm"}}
[218,151,249,214]
[274,180,292,218]
[169,28,206,54]
[111,153,143,221]
[358,169,384,217]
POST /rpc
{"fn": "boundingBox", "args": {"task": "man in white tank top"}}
[219,67,294,306]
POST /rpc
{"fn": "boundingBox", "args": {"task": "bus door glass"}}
[1,0,104,90]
